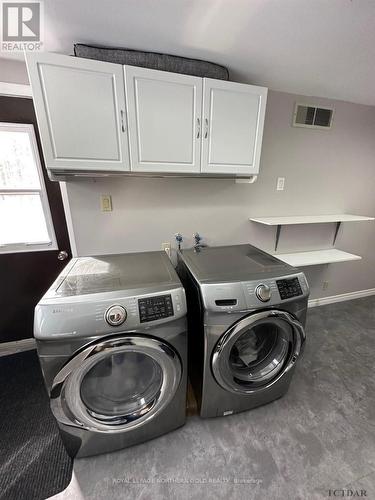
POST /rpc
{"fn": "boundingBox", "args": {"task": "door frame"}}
[0,95,72,343]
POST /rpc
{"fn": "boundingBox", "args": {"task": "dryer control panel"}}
[276,277,303,300]
[200,272,309,313]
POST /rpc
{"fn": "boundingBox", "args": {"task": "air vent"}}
[293,103,334,129]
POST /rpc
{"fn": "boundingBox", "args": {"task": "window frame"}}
[0,122,57,254]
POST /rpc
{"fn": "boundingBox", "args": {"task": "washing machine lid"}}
[179,245,297,284]
[47,251,180,298]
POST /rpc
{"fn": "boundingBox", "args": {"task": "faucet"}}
[175,233,183,251]
[193,232,207,251]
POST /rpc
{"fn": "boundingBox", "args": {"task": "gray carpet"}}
[59,296,375,500]
[0,351,73,500]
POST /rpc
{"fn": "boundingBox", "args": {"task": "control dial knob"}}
[105,305,127,326]
[255,284,272,302]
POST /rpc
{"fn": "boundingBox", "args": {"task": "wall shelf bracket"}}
[275,225,282,251]
[332,221,341,246]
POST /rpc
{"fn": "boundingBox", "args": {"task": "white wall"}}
[62,90,375,300]
[0,58,29,85]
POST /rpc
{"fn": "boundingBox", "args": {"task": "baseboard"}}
[308,288,375,308]
[0,338,36,357]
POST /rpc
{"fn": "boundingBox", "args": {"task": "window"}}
[0,123,57,253]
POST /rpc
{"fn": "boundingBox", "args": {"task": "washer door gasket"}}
[211,310,305,394]
[50,336,182,433]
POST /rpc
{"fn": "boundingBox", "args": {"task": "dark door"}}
[0,95,71,343]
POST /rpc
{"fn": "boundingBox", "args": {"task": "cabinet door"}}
[125,66,202,173]
[201,79,267,175]
[26,52,130,172]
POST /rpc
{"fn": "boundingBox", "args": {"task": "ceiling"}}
[4,0,375,105]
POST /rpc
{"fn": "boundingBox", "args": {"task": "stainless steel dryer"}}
[34,251,187,457]
[176,244,309,418]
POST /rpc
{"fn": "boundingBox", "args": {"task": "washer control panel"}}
[105,305,127,326]
[276,277,303,300]
[34,287,186,339]
[138,294,174,323]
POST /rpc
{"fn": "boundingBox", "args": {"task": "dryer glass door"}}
[80,351,163,422]
[51,336,182,431]
[212,310,305,394]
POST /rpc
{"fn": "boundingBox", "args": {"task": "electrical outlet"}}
[162,242,171,258]
[276,177,285,191]
[323,281,329,290]
[100,194,112,212]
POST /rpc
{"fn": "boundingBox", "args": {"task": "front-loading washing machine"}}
[34,251,187,457]
[176,244,309,418]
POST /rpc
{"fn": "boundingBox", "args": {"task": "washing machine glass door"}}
[212,310,305,394]
[51,336,182,432]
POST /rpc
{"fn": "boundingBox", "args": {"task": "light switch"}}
[100,194,112,212]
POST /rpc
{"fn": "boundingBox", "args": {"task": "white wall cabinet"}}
[201,79,267,175]
[26,52,130,172]
[125,66,202,173]
[27,52,268,179]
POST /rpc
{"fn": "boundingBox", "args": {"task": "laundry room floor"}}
[50,296,375,500]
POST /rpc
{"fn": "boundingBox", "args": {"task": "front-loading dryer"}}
[34,251,187,457]
[176,244,309,418]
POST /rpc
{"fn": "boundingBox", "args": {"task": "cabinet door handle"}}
[196,118,200,139]
[120,110,125,133]
[204,118,209,139]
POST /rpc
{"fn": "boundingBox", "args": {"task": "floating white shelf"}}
[249,214,374,226]
[249,213,374,251]
[275,249,361,267]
